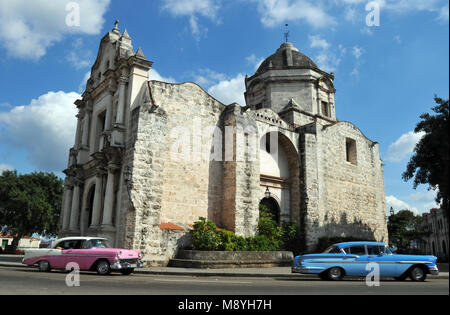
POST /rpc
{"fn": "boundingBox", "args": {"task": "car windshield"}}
[82,239,111,249]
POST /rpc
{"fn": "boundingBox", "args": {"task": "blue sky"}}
[0,0,448,215]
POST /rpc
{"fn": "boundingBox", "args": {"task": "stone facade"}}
[419,208,449,259]
[59,24,388,266]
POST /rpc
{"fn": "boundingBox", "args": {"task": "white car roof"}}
[54,237,107,243]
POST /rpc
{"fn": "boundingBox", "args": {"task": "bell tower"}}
[245,42,337,126]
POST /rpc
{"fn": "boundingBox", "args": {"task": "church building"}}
[59,23,388,266]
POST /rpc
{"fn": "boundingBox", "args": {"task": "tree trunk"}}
[10,234,23,254]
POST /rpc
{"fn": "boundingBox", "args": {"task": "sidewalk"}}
[2,255,447,279]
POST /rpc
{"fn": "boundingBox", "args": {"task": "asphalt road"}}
[0,265,448,296]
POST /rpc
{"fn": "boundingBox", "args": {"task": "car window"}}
[58,240,82,250]
[368,245,391,255]
[82,239,110,249]
[324,246,342,254]
[367,245,382,255]
[346,245,366,255]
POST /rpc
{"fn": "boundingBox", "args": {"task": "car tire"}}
[409,266,427,282]
[327,267,345,281]
[120,268,135,275]
[96,260,111,275]
[38,260,51,272]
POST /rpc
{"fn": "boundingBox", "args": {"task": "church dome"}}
[255,42,319,75]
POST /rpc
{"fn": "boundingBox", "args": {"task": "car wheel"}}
[120,268,135,275]
[327,267,345,281]
[96,260,111,275]
[409,266,427,282]
[38,260,51,272]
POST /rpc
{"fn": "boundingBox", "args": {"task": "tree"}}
[403,96,449,214]
[0,170,63,252]
[388,210,428,252]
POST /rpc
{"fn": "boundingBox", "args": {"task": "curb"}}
[2,262,448,279]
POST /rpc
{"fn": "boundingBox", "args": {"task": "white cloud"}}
[148,69,177,83]
[352,45,364,59]
[340,0,449,22]
[78,71,92,93]
[252,0,336,28]
[386,190,440,216]
[0,0,110,60]
[207,73,246,106]
[0,164,14,173]
[161,0,219,40]
[308,35,341,73]
[161,0,220,18]
[0,91,79,173]
[66,38,92,70]
[437,3,449,23]
[315,53,341,73]
[246,54,265,71]
[309,35,330,50]
[384,131,425,162]
[386,195,419,215]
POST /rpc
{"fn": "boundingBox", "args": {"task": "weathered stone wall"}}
[221,104,261,237]
[149,81,225,225]
[120,81,227,265]
[305,121,388,247]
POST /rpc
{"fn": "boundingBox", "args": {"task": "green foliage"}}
[388,210,429,250]
[256,204,283,250]
[403,96,449,214]
[0,170,64,250]
[281,221,304,255]
[192,217,223,251]
[191,204,303,252]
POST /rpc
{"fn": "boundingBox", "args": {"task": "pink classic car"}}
[22,237,143,275]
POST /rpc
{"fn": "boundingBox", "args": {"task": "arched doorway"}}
[260,197,281,224]
[259,131,300,225]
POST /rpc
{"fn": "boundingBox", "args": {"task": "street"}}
[0,265,448,295]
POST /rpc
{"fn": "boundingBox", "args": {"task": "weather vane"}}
[284,24,290,43]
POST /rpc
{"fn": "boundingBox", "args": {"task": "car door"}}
[342,245,368,276]
[61,240,84,270]
[367,245,397,276]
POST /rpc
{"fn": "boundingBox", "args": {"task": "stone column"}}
[74,113,82,150]
[62,185,74,231]
[69,182,82,232]
[81,108,91,147]
[115,73,128,126]
[101,165,118,227]
[104,91,114,132]
[90,172,104,228]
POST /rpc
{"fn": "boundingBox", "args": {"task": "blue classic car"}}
[292,241,438,281]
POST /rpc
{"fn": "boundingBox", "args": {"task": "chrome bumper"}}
[428,265,439,276]
[111,259,143,270]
